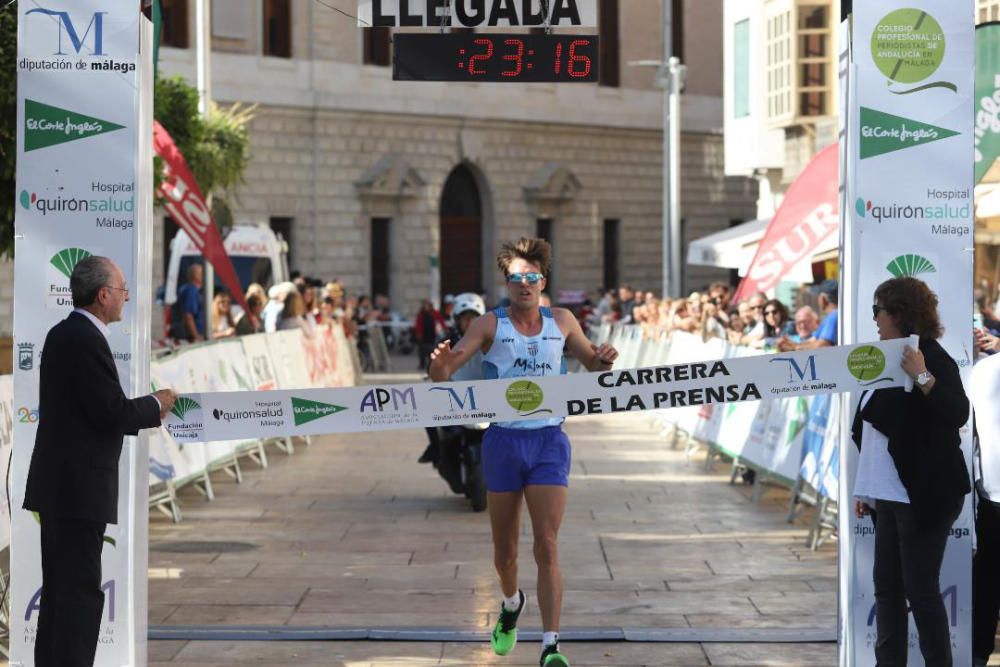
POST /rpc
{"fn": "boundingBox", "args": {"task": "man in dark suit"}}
[23,256,176,667]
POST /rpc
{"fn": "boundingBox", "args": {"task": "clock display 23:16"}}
[457,36,594,79]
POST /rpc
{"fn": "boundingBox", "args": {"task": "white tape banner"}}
[165,339,915,443]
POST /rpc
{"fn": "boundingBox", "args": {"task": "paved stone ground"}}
[142,363,847,666]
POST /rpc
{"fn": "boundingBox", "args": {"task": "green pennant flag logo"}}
[24,99,125,152]
[859,107,959,159]
[291,397,347,426]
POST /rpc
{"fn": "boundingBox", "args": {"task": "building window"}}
[603,219,620,291]
[160,0,189,49]
[796,3,830,118]
[363,27,391,66]
[671,0,684,61]
[263,0,292,58]
[733,19,750,118]
[269,217,293,270]
[766,9,793,124]
[978,0,1000,23]
[598,0,619,87]
[979,0,1000,23]
[371,218,391,299]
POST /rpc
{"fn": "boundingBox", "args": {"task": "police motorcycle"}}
[420,293,489,512]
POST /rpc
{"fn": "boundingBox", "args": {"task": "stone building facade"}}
[0,0,757,337]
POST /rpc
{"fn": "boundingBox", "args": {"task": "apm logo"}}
[26,7,107,56]
[360,387,416,413]
[770,356,818,384]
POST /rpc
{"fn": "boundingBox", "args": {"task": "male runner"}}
[429,238,618,667]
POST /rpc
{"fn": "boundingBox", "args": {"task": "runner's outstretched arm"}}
[428,312,496,381]
[554,309,619,372]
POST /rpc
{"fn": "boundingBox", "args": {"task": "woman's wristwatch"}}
[916,370,933,386]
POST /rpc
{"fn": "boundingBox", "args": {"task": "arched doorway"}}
[439,164,483,299]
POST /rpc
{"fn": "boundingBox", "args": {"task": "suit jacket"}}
[852,337,971,518]
[23,312,161,524]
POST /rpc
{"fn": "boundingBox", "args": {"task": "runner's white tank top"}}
[483,306,566,429]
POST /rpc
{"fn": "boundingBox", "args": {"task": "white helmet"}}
[452,292,485,318]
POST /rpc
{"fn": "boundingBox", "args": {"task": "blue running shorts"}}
[482,424,571,493]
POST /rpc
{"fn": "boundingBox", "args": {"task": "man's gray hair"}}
[71,256,115,308]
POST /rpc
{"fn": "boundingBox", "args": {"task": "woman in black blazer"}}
[852,276,971,667]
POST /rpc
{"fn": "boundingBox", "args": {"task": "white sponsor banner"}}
[357,0,597,27]
[165,339,915,443]
[844,3,975,665]
[12,2,149,664]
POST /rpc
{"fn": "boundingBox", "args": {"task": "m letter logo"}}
[770,356,819,383]
[429,386,478,411]
[26,8,106,56]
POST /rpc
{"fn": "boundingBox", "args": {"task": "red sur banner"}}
[733,143,839,302]
[153,120,249,313]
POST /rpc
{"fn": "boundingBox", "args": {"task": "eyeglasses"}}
[872,304,888,318]
[764,309,780,316]
[104,285,129,296]
[507,272,544,285]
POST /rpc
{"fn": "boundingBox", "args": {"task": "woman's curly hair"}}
[873,277,944,340]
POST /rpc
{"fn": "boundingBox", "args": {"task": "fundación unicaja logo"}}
[24,99,125,152]
[505,380,553,417]
[870,8,955,95]
[47,247,92,308]
[291,396,348,426]
[886,254,937,278]
[50,247,92,278]
[171,396,201,422]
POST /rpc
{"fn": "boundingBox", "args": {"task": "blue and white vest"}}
[484,307,566,429]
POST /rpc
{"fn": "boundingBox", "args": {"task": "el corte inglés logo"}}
[859,107,959,159]
[292,396,348,426]
[847,346,887,383]
[24,99,125,152]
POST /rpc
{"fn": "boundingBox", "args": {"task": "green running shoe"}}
[540,643,569,666]
[491,589,526,656]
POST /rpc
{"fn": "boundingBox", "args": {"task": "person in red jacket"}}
[414,299,447,370]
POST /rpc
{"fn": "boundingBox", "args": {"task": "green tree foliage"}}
[0,7,17,259]
[154,76,254,233]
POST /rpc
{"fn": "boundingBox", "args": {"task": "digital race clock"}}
[393,33,599,83]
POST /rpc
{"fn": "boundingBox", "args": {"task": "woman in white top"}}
[210,292,236,339]
[852,276,970,667]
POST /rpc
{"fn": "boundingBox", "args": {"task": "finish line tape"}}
[163,338,916,444]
